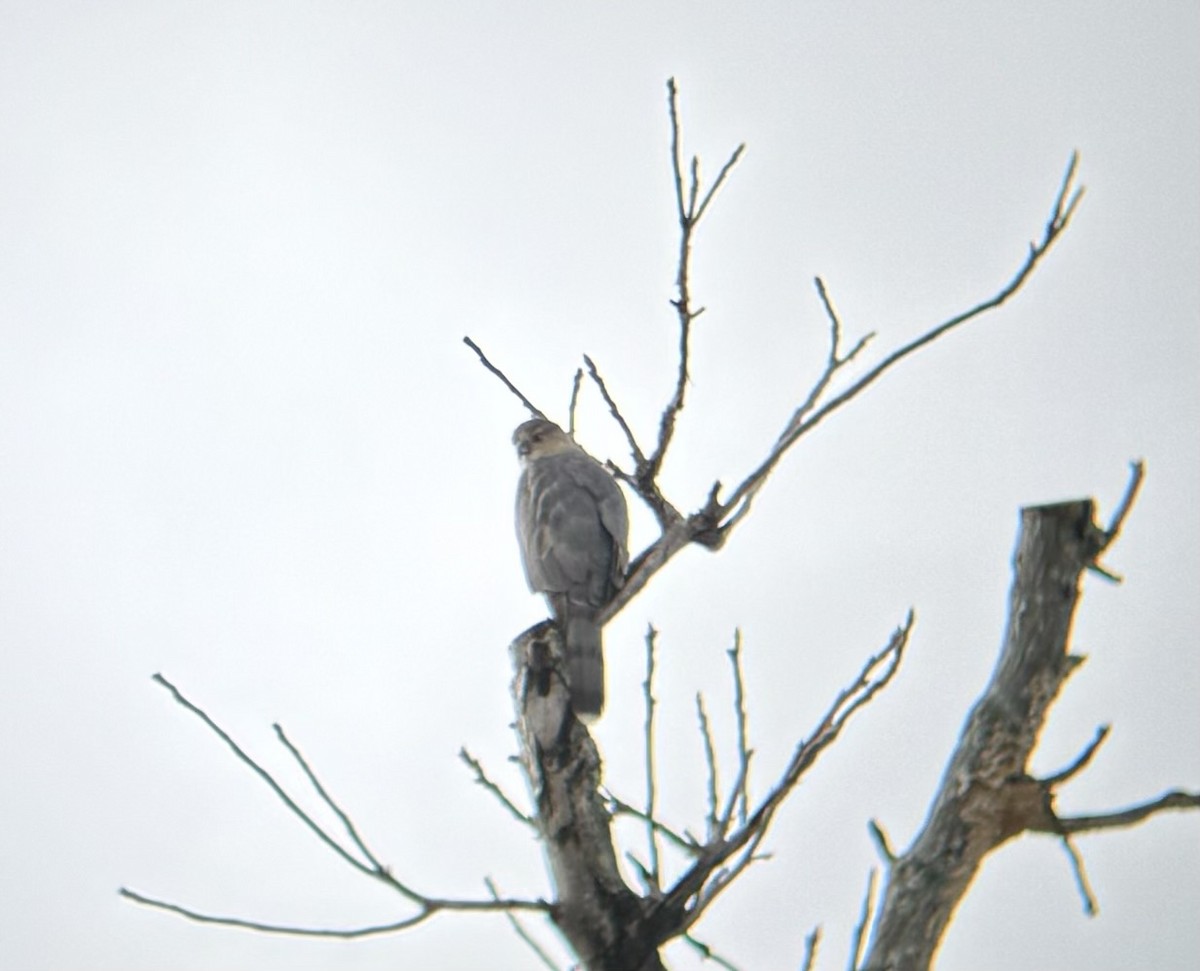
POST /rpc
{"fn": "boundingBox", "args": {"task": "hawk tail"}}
[564,614,604,718]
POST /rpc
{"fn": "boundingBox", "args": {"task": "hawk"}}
[513,418,629,717]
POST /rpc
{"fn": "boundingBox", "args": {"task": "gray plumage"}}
[513,418,629,717]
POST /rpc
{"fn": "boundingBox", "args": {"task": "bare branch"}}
[273,723,382,870]
[598,159,1085,639]
[1102,460,1145,546]
[748,615,910,821]
[567,367,584,437]
[684,933,742,970]
[656,615,912,934]
[1089,459,1145,581]
[726,632,752,829]
[132,675,548,941]
[1052,790,1200,835]
[508,624,669,971]
[1059,837,1099,917]
[858,481,1198,970]
[603,790,702,854]
[583,352,683,531]
[718,277,873,533]
[867,820,897,865]
[460,747,535,828]
[717,153,1084,529]
[1040,725,1111,787]
[599,518,695,627]
[486,877,562,971]
[696,692,720,841]
[694,143,747,226]
[584,354,649,468]
[148,674,383,886]
[800,927,822,971]
[649,79,744,485]
[494,93,1120,969]
[463,335,545,419]
[643,625,662,891]
[848,869,878,971]
[118,889,435,938]
[667,78,687,226]
[118,887,547,939]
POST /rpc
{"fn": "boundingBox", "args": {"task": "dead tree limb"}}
[121,675,548,939]
[495,83,1093,970]
[509,616,911,969]
[510,623,670,971]
[588,151,1082,630]
[860,462,1200,971]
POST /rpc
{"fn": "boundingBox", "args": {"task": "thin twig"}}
[601,158,1083,624]
[717,153,1084,529]
[463,336,545,419]
[148,674,385,887]
[567,368,583,437]
[486,877,561,971]
[719,277,873,534]
[460,748,535,828]
[585,354,648,467]
[1102,460,1145,547]
[650,78,744,483]
[130,675,548,939]
[694,144,747,226]
[1059,836,1099,916]
[1089,460,1146,581]
[1053,790,1200,834]
[696,693,720,841]
[603,791,702,853]
[625,852,658,895]
[728,632,751,827]
[659,615,913,931]
[788,277,875,439]
[273,723,381,869]
[667,77,687,226]
[1040,725,1111,786]
[117,887,547,939]
[800,926,822,971]
[643,626,662,890]
[867,820,896,864]
[118,889,433,938]
[848,869,878,971]
[684,933,742,970]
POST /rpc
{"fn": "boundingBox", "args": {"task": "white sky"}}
[1,2,1197,969]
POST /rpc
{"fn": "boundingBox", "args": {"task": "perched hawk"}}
[513,418,629,717]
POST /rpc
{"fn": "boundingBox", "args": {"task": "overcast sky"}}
[1,2,1197,969]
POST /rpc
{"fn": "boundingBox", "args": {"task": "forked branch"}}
[860,464,1199,970]
[508,614,910,968]
[121,675,547,939]
[651,77,746,485]
[593,150,1085,629]
[655,615,911,935]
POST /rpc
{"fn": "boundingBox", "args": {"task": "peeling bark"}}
[861,500,1108,971]
[511,623,668,971]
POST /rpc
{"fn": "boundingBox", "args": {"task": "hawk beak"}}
[517,442,531,457]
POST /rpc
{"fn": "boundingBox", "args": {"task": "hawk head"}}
[513,418,575,461]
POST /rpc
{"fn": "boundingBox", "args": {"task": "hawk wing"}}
[515,443,628,717]
[516,449,627,607]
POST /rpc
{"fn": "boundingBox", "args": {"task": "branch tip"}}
[868,819,897,864]
[1042,725,1111,787]
[463,336,545,419]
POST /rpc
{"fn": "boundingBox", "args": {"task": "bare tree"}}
[122,80,1199,971]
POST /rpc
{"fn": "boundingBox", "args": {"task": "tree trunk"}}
[862,499,1107,970]
[510,623,670,971]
